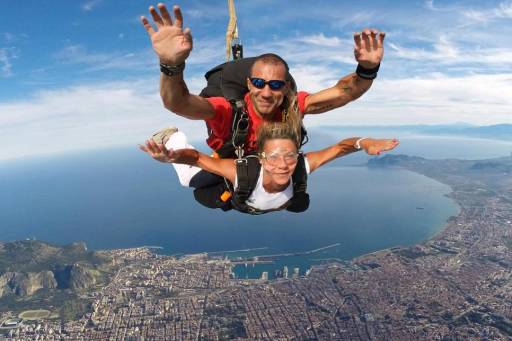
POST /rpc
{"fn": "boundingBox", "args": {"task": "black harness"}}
[212,99,250,159]
[229,154,310,215]
[192,55,310,213]
[211,99,309,159]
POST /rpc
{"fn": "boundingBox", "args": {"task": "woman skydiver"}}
[140,122,399,214]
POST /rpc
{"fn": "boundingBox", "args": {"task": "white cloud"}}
[329,11,379,30]
[387,39,512,68]
[4,1,512,161]
[244,34,354,68]
[186,37,225,66]
[81,0,102,12]
[462,1,512,23]
[296,33,344,48]
[0,48,16,77]
[463,9,491,22]
[2,32,15,43]
[424,0,460,12]
[496,1,512,17]
[425,0,435,10]
[303,73,512,126]
[2,68,511,162]
[0,78,210,161]
[185,7,225,20]
[53,44,156,72]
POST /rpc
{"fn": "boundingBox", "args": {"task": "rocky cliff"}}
[0,240,111,298]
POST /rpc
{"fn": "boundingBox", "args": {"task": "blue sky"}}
[1,0,511,160]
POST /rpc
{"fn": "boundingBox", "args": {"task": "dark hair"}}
[257,122,300,154]
[250,53,290,75]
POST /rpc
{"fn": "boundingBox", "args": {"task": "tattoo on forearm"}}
[338,75,355,95]
[305,73,372,114]
[306,103,338,114]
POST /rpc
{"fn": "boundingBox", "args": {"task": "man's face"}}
[247,61,288,118]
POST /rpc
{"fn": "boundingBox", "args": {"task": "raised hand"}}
[141,4,192,65]
[360,138,399,155]
[353,29,385,69]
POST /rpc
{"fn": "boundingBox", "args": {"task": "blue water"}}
[1,136,511,279]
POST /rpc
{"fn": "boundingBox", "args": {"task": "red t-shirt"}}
[205,91,309,154]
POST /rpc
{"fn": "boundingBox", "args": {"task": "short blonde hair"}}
[256,122,300,154]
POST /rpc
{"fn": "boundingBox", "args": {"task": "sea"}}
[1,134,511,279]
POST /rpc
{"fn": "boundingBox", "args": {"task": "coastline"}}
[3,154,511,339]
[346,166,463,264]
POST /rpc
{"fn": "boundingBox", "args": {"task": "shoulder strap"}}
[232,156,260,210]
[286,153,310,213]
[292,153,308,193]
[300,124,309,148]
[214,99,250,158]
[230,100,249,158]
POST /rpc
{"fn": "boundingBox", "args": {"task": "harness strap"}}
[215,99,249,158]
[231,156,260,212]
[231,99,249,158]
[292,153,308,193]
[234,158,251,203]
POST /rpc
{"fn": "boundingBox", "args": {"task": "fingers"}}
[355,29,385,51]
[145,139,158,154]
[148,4,183,28]
[353,32,362,51]
[138,144,149,153]
[361,29,372,52]
[370,29,378,50]
[382,139,399,151]
[157,3,173,26]
[173,5,184,28]
[183,27,193,45]
[149,5,164,29]
[377,32,386,49]
[140,16,156,36]
[365,138,400,155]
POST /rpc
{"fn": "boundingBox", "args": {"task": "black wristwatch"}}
[356,63,380,80]
[160,62,185,77]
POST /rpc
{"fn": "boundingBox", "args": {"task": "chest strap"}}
[215,99,249,159]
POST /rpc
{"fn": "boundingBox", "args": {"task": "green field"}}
[18,310,51,321]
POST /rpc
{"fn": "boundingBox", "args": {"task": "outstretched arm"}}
[303,29,385,115]
[141,4,214,120]
[305,137,399,173]
[139,140,236,183]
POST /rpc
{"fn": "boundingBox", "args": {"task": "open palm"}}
[141,4,192,65]
[362,138,399,155]
[354,29,385,69]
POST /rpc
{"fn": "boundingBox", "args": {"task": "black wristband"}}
[356,63,380,80]
[160,62,185,77]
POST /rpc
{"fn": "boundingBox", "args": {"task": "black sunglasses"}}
[249,78,286,90]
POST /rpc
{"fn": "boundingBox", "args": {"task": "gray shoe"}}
[151,126,178,145]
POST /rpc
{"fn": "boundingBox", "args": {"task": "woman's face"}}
[260,138,299,186]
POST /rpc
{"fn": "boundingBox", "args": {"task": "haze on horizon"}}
[1,0,511,161]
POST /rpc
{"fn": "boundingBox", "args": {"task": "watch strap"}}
[356,63,380,80]
[160,62,185,77]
